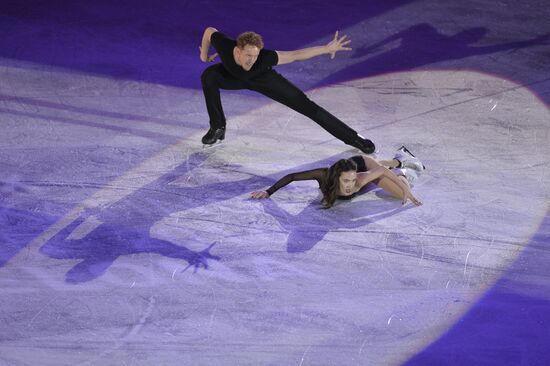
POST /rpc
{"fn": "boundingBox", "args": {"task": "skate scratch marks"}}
[387,314,402,325]
[27,296,58,328]
[80,296,156,365]
[463,250,472,276]
[125,295,156,339]
[207,305,218,340]
[299,345,312,366]
[377,252,395,279]
[358,339,368,355]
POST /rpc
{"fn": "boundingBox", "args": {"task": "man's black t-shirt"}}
[210,31,279,81]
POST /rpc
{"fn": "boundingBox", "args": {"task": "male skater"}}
[199,27,375,154]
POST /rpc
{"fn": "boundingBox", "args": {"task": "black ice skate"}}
[352,135,376,154]
[201,127,226,145]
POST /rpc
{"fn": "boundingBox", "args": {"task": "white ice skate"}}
[394,145,426,171]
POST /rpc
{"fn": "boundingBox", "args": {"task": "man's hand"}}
[326,30,352,59]
[250,190,269,199]
[199,46,218,63]
[276,30,352,65]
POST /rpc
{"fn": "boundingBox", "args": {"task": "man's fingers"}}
[251,191,268,199]
[334,30,339,41]
[338,34,350,45]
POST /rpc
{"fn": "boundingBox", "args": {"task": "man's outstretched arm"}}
[276,31,352,65]
[199,27,219,63]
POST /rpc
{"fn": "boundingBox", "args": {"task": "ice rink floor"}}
[1,1,550,365]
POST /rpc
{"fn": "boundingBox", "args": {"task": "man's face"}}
[338,170,357,196]
[234,45,260,71]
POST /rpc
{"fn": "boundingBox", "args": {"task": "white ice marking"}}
[207,305,218,340]
[299,345,312,366]
[130,281,136,288]
[126,296,155,338]
[83,296,156,364]
[358,339,368,355]
[387,314,402,325]
[464,250,472,276]
[427,271,435,289]
[27,296,58,328]
[491,102,498,111]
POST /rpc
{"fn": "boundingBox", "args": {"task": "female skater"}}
[250,147,424,208]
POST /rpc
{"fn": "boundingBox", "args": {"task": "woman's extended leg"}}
[359,154,400,169]
[361,155,421,205]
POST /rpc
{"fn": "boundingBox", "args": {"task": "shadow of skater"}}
[319,23,550,85]
[41,216,220,283]
[260,194,413,253]
[37,151,343,282]
[37,151,223,283]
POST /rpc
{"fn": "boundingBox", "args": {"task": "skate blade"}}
[202,140,224,149]
[398,145,426,170]
[398,145,416,157]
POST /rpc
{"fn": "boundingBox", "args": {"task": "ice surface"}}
[1,0,550,365]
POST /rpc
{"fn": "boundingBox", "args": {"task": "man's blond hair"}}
[236,31,264,49]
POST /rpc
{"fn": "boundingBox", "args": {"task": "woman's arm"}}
[250,168,326,199]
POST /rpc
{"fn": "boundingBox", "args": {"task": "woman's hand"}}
[402,191,422,206]
[250,190,269,199]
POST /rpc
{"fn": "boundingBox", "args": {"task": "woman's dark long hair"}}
[320,158,357,208]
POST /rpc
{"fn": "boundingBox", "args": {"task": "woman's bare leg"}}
[362,155,399,169]
[378,159,400,168]
[362,155,415,200]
